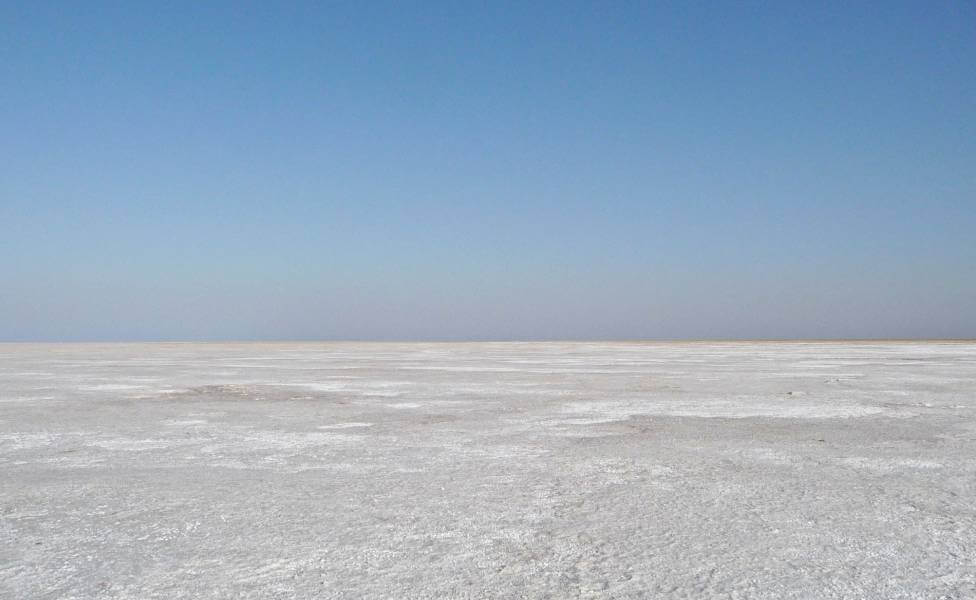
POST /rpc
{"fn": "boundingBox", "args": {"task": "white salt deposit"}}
[1,341,974,598]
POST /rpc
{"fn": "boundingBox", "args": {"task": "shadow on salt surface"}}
[563,398,887,419]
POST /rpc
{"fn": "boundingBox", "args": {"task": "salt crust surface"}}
[2,341,975,598]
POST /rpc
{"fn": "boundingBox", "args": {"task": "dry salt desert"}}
[2,341,975,599]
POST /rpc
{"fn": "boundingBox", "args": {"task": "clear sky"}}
[2,2,974,341]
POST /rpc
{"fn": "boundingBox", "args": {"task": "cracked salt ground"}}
[2,342,976,599]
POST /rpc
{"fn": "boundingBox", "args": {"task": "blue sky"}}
[2,1,974,341]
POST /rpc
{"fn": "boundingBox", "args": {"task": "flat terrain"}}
[2,342,974,599]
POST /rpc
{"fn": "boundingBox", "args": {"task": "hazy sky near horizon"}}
[2,2,974,341]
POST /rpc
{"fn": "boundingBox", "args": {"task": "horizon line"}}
[2,338,975,345]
